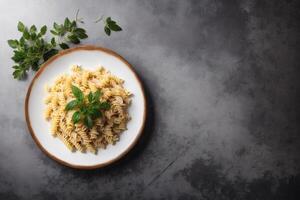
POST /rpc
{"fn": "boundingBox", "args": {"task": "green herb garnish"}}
[50,11,88,46]
[8,10,88,80]
[65,85,111,128]
[95,16,122,36]
[8,22,56,79]
[8,11,123,80]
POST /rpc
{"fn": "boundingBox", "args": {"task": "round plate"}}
[25,45,146,169]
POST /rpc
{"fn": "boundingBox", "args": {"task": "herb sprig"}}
[8,22,56,79]
[7,11,88,80]
[95,16,122,36]
[50,15,88,49]
[65,85,111,128]
[8,11,122,80]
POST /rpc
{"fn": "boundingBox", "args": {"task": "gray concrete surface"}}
[0,0,299,199]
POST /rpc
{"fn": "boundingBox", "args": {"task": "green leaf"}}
[10,16,92,82]
[71,85,84,101]
[8,40,19,48]
[80,106,88,114]
[65,100,79,110]
[53,22,60,30]
[87,92,94,102]
[30,25,37,33]
[104,26,111,36]
[19,37,25,46]
[40,25,47,35]
[74,28,88,39]
[59,43,69,49]
[106,17,112,23]
[93,90,101,101]
[64,17,71,28]
[74,28,86,33]
[50,30,58,35]
[31,32,37,40]
[72,111,81,124]
[12,51,25,62]
[23,30,30,40]
[67,34,80,44]
[13,68,26,80]
[43,49,58,61]
[108,23,122,31]
[31,62,39,71]
[17,21,25,32]
[76,31,88,39]
[51,37,56,46]
[84,115,93,128]
[89,107,102,118]
[70,21,76,28]
[12,65,28,80]
[99,102,111,110]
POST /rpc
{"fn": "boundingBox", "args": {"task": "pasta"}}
[44,65,132,154]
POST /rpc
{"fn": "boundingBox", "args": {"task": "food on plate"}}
[44,65,131,154]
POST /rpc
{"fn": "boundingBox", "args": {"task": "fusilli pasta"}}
[44,65,131,154]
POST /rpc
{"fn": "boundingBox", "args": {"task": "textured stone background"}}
[0,0,299,199]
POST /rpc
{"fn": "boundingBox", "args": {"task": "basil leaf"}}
[84,115,93,128]
[104,26,111,36]
[99,102,111,110]
[65,100,79,110]
[74,28,86,34]
[50,30,58,35]
[31,32,37,40]
[8,40,19,48]
[64,17,71,28]
[89,107,102,118]
[87,92,94,102]
[71,21,76,28]
[76,31,88,39]
[72,111,81,124]
[108,23,122,31]
[71,85,84,101]
[12,51,25,62]
[51,37,56,46]
[31,62,39,71]
[43,49,58,61]
[93,90,101,101]
[68,34,80,44]
[12,65,28,80]
[80,107,88,114]
[59,43,69,49]
[17,21,25,32]
[106,17,112,23]
[13,69,26,80]
[19,37,25,46]
[53,22,60,30]
[40,25,47,35]
[23,30,30,40]
[30,25,37,33]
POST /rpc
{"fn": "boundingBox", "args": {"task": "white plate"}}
[25,45,146,169]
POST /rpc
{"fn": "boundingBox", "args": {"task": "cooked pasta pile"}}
[44,65,131,154]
